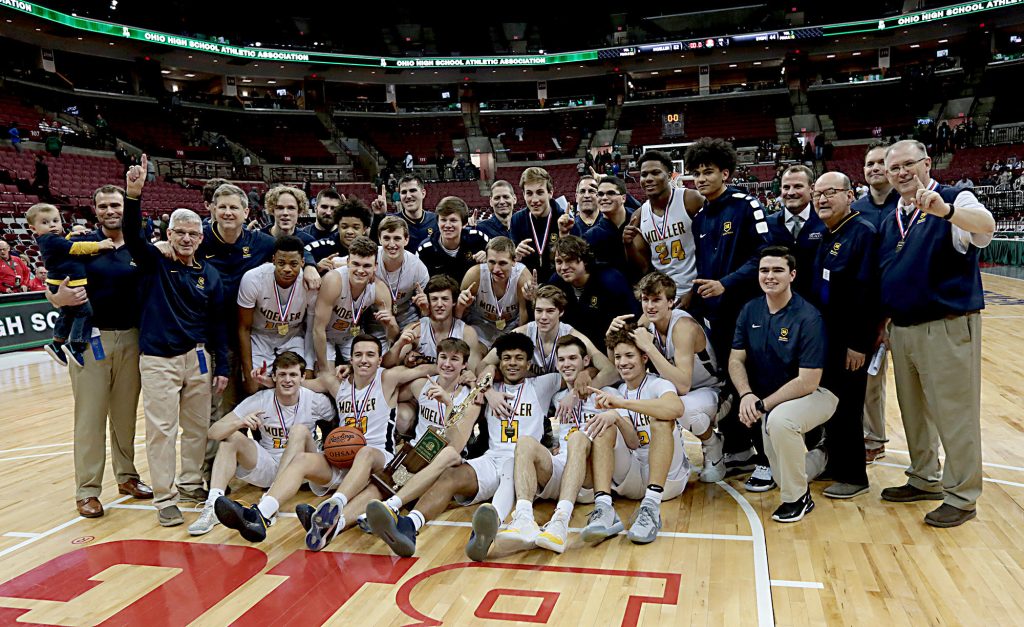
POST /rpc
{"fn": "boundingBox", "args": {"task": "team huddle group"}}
[45,134,994,562]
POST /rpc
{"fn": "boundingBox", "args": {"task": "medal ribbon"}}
[535,324,561,373]
[273,394,291,434]
[382,258,404,305]
[529,211,553,260]
[651,189,675,241]
[274,282,296,327]
[504,381,527,418]
[428,318,454,350]
[895,179,939,244]
[350,376,377,427]
[350,282,372,329]
[493,270,513,326]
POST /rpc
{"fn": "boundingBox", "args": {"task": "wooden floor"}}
[1,272,1023,626]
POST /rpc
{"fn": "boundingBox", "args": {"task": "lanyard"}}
[381,259,403,304]
[895,180,938,249]
[504,381,526,417]
[428,318,454,348]
[492,270,513,325]
[273,394,293,433]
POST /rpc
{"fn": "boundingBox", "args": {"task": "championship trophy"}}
[371,372,493,495]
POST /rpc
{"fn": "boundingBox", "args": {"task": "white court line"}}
[884,449,1024,474]
[425,519,753,542]
[0,442,78,455]
[872,461,1024,488]
[3,532,41,539]
[0,443,145,462]
[982,315,1024,318]
[717,481,775,627]
[770,579,824,590]
[0,495,132,560]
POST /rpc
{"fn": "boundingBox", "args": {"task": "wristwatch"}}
[755,399,766,414]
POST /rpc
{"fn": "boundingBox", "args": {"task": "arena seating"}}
[0,93,41,138]
[336,115,466,163]
[809,85,926,140]
[198,110,335,164]
[482,108,604,161]
[938,145,1024,183]
[620,95,787,147]
[495,164,583,203]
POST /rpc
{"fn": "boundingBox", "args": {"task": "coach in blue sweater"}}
[877,140,994,528]
[123,156,229,528]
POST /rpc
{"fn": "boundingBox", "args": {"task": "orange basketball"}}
[323,426,366,468]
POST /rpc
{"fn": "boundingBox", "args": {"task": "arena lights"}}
[0,0,1020,69]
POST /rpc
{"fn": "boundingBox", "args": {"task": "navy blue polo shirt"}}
[301,222,336,242]
[370,210,438,251]
[692,186,772,319]
[475,215,511,240]
[733,292,827,399]
[124,197,228,374]
[583,209,634,268]
[878,184,985,326]
[810,212,879,356]
[416,228,489,283]
[550,264,640,352]
[73,228,142,330]
[197,224,275,305]
[766,206,826,297]
[260,224,316,245]
[851,188,900,230]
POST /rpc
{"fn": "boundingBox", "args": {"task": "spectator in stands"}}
[122,158,229,527]
[33,154,50,200]
[46,182,152,518]
[8,124,21,153]
[404,151,414,171]
[262,185,315,244]
[94,113,109,143]
[26,265,47,292]
[814,134,826,161]
[156,213,171,241]
[305,197,372,270]
[27,202,115,367]
[955,175,975,190]
[0,240,31,293]
[766,164,826,297]
[417,196,489,282]
[45,131,63,158]
[246,187,261,211]
[302,188,343,241]
[146,156,156,183]
[576,159,587,177]
[511,166,568,283]
[476,180,516,240]
[370,173,438,251]
[878,139,994,527]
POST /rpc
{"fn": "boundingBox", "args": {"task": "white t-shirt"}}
[377,249,429,329]
[237,263,313,343]
[484,373,561,458]
[230,388,334,459]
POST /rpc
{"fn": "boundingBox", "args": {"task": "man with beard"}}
[301,188,344,241]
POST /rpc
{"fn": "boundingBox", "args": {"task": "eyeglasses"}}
[810,188,850,202]
[170,228,202,239]
[887,157,927,175]
[595,191,621,198]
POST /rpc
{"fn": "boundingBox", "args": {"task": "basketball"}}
[322,426,366,468]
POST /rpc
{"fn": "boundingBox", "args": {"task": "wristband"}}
[943,203,956,221]
[740,392,756,400]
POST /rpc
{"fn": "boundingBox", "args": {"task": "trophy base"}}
[369,428,449,496]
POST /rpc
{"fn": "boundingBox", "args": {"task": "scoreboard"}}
[662,113,684,138]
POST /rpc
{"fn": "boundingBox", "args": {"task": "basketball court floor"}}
[0,271,1022,626]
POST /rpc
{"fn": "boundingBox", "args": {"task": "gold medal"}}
[495,319,506,331]
[277,324,288,336]
[349,326,360,337]
[392,304,399,316]
[896,240,905,252]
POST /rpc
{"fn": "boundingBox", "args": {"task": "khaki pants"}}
[889,313,983,510]
[69,328,142,500]
[863,351,888,448]
[762,388,839,503]
[141,349,211,509]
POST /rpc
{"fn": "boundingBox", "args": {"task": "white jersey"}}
[525,321,575,376]
[335,367,395,453]
[237,263,313,343]
[230,387,334,459]
[640,189,697,297]
[550,388,608,447]
[413,376,472,445]
[466,262,526,348]
[648,309,722,390]
[416,316,467,362]
[377,249,429,329]
[484,373,561,458]
[324,266,378,358]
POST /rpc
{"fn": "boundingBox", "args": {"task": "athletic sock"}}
[332,493,349,508]
[514,499,533,519]
[644,484,664,505]
[555,499,575,518]
[409,509,426,532]
[385,495,403,512]
[206,488,225,507]
[595,492,612,508]
[257,495,279,520]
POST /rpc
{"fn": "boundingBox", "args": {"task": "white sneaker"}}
[535,509,570,554]
[493,511,540,554]
[188,503,219,536]
[699,432,726,483]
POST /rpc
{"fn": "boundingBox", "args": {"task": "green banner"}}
[0,293,58,354]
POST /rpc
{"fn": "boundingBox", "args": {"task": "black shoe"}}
[366,500,417,557]
[924,503,977,528]
[295,503,315,532]
[306,497,343,552]
[723,448,757,477]
[772,492,815,523]
[743,465,777,492]
[214,497,269,542]
[880,483,943,503]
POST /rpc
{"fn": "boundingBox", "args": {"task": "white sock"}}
[595,493,613,508]
[644,488,664,504]
[515,499,533,518]
[555,500,574,519]
[257,495,279,520]
[410,509,426,531]
[206,488,225,507]
[385,495,403,511]
[332,493,349,508]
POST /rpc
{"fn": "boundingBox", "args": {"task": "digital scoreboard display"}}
[662,113,684,138]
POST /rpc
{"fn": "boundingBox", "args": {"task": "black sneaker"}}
[295,503,315,531]
[772,491,815,523]
[62,343,86,368]
[744,465,777,492]
[306,497,344,552]
[724,448,757,477]
[45,343,69,367]
[214,497,270,542]
[366,500,417,557]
